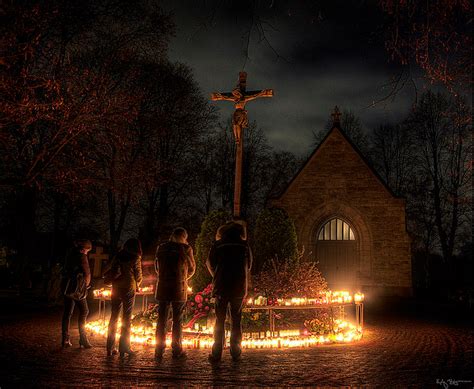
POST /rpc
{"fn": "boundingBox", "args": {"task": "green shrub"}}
[253,208,298,272]
[193,209,231,292]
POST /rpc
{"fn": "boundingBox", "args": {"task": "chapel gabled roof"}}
[271,121,402,201]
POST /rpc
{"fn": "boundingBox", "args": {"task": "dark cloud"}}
[161,0,417,154]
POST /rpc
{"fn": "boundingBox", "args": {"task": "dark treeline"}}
[0,1,471,298]
[0,1,300,287]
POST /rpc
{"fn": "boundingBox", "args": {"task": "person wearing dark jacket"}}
[104,238,143,357]
[154,227,195,359]
[61,239,92,348]
[206,221,252,362]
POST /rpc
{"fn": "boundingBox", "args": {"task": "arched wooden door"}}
[315,218,358,291]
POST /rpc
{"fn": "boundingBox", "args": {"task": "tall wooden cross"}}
[211,72,273,218]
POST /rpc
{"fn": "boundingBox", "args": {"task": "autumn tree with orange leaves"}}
[380,0,472,93]
[0,0,175,271]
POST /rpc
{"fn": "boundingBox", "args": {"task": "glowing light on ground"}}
[86,317,362,349]
[88,289,364,349]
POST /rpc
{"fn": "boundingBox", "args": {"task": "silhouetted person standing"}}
[61,239,92,348]
[154,227,195,360]
[207,221,252,362]
[104,238,143,357]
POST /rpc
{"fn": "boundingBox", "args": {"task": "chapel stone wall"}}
[271,128,412,297]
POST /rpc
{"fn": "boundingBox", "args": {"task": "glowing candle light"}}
[354,292,364,302]
[86,289,364,349]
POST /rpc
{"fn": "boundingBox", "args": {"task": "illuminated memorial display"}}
[88,288,364,349]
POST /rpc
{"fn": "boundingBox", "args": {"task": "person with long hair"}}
[61,239,93,348]
[104,238,143,357]
[154,227,195,360]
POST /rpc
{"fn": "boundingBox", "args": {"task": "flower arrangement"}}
[184,283,213,329]
[128,285,215,330]
[304,311,336,335]
[241,311,270,330]
[131,303,158,328]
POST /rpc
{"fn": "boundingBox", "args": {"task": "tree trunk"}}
[108,189,131,259]
[158,184,169,227]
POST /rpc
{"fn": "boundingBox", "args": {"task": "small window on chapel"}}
[318,218,355,240]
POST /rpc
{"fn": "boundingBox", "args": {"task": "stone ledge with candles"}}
[87,287,364,349]
[246,291,365,306]
[93,285,155,300]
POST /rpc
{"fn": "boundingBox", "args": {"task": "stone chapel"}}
[270,113,412,297]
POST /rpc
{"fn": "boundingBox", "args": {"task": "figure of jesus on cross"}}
[211,72,273,218]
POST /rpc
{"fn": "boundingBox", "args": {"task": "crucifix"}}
[211,71,273,218]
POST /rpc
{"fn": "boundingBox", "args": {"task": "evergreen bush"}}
[193,209,231,292]
[253,208,298,272]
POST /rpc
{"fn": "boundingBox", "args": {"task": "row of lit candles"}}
[247,292,364,306]
[93,287,364,306]
[85,319,362,349]
[93,285,154,299]
[93,285,195,299]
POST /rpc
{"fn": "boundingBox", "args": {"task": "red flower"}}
[198,303,203,308]
[195,294,203,304]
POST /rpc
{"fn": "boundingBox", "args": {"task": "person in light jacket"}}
[154,227,195,359]
[206,221,252,362]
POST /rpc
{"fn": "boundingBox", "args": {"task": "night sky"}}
[161,0,419,154]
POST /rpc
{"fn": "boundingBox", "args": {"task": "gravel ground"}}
[0,300,472,388]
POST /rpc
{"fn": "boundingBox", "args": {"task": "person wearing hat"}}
[206,221,253,362]
[61,239,92,348]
